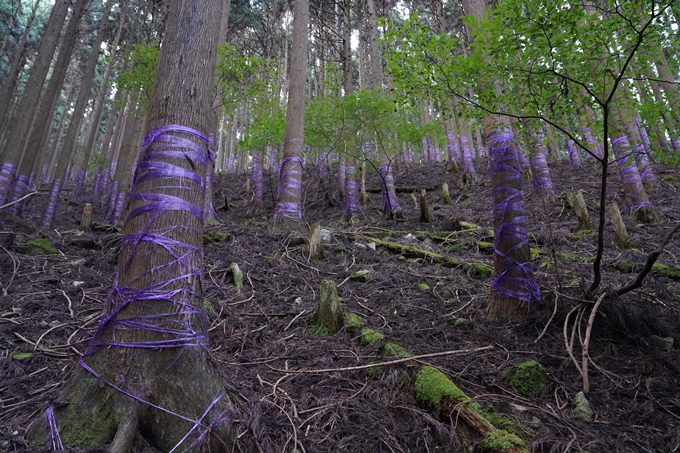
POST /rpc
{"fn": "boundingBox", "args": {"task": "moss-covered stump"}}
[227,262,243,293]
[442,183,451,205]
[608,202,631,249]
[504,361,550,397]
[310,280,343,335]
[564,190,595,232]
[303,223,324,261]
[483,430,528,453]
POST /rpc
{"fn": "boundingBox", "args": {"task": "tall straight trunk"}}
[463,0,538,318]
[77,15,124,195]
[274,0,309,227]
[0,0,41,135]
[0,0,71,204]
[28,0,232,451]
[40,1,113,224]
[16,0,89,188]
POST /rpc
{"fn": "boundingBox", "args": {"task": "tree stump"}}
[609,202,631,249]
[564,190,595,232]
[442,183,451,205]
[311,280,343,335]
[79,203,92,231]
[304,223,324,260]
[419,189,431,223]
[228,262,244,293]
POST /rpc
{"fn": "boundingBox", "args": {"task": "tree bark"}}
[274,0,309,227]
[28,0,233,451]
[0,0,70,204]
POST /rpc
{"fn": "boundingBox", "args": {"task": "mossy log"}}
[608,202,631,249]
[564,191,595,232]
[348,234,460,267]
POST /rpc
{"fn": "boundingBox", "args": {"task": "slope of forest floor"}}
[1,157,679,452]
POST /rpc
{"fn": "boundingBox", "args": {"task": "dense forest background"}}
[0,0,679,452]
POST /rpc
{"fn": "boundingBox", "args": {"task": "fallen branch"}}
[270,345,494,374]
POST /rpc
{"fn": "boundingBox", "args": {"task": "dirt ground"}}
[1,155,679,452]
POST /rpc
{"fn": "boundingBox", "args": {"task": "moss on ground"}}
[506,361,549,397]
[343,312,364,329]
[360,328,385,345]
[382,342,410,357]
[26,238,58,254]
[414,366,469,411]
[464,262,493,279]
[483,429,528,453]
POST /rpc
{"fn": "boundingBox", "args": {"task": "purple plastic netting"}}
[530,133,555,197]
[337,156,346,196]
[446,132,459,163]
[251,154,263,207]
[582,127,602,159]
[80,125,228,449]
[8,173,29,215]
[92,173,102,200]
[40,179,63,227]
[567,140,582,167]
[459,136,477,180]
[0,162,18,206]
[106,180,119,220]
[488,128,540,306]
[343,165,362,218]
[73,170,87,201]
[612,135,653,214]
[44,405,63,450]
[275,155,303,223]
[377,165,402,216]
[112,191,127,224]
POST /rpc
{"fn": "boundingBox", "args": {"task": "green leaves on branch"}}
[115,42,159,104]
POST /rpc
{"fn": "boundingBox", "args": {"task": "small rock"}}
[649,335,673,351]
[320,229,332,244]
[49,320,61,328]
[39,320,48,327]
[68,259,86,266]
[72,281,85,287]
[573,391,593,422]
[355,242,367,250]
[294,297,303,305]
[367,242,376,251]
[404,233,416,242]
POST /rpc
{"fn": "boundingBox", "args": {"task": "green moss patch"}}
[505,361,549,397]
[382,342,410,357]
[25,238,58,255]
[360,328,385,345]
[343,312,364,330]
[464,262,493,279]
[483,429,527,453]
[414,366,469,411]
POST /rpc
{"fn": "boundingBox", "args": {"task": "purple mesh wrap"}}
[0,162,18,206]
[102,166,111,196]
[446,132,459,163]
[251,154,263,206]
[73,170,86,201]
[92,173,102,200]
[79,125,228,449]
[582,127,602,159]
[459,136,477,179]
[612,135,653,214]
[337,157,346,195]
[275,155,303,222]
[41,179,63,228]
[8,173,29,215]
[434,145,441,163]
[44,405,63,450]
[343,165,362,218]
[112,191,128,224]
[530,134,555,197]
[377,165,402,215]
[25,171,36,210]
[567,140,582,167]
[41,166,49,183]
[634,120,656,187]
[106,180,119,219]
[488,128,540,305]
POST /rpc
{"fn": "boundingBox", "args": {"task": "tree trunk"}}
[274,0,309,227]
[0,0,71,204]
[28,0,233,451]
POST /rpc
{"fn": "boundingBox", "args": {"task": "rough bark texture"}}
[27,1,232,451]
[274,0,309,227]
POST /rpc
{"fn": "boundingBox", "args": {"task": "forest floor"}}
[1,157,679,453]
